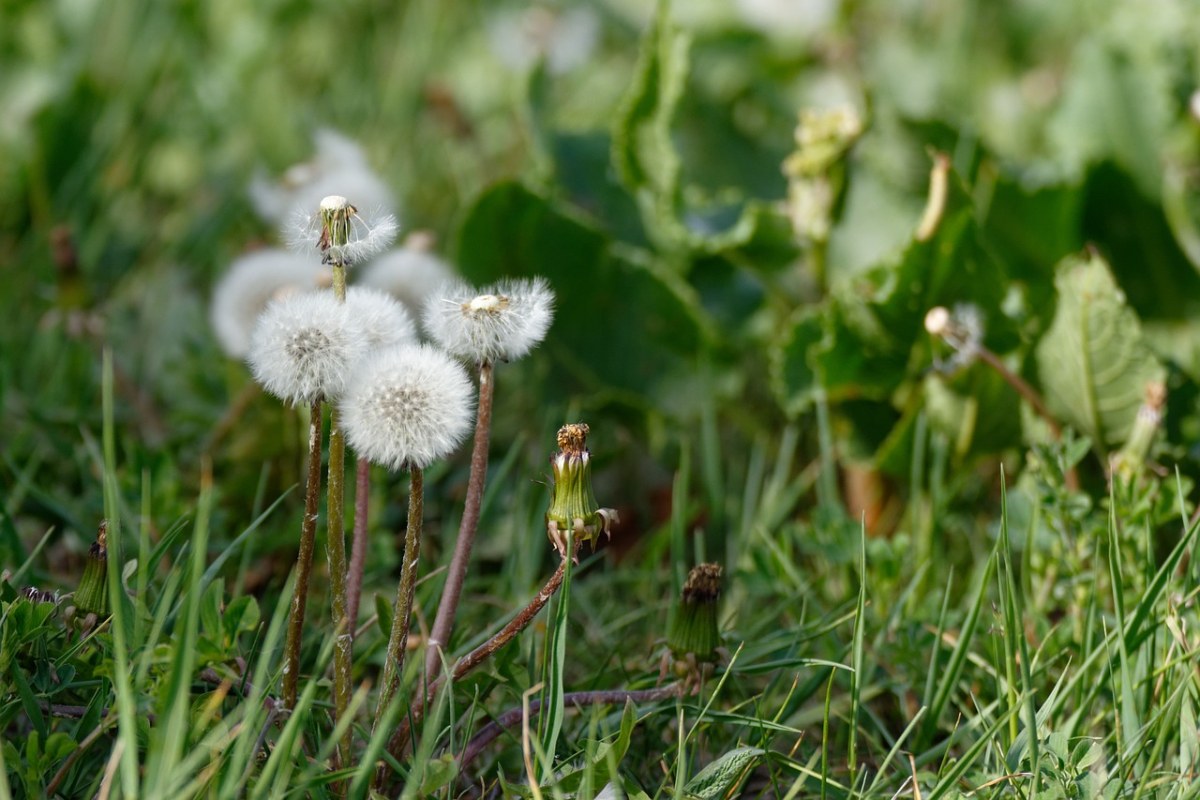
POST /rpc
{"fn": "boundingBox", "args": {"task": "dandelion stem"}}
[327,404,352,770]
[387,549,572,759]
[347,457,370,631]
[373,466,424,754]
[282,398,323,710]
[425,360,495,680]
[327,261,352,776]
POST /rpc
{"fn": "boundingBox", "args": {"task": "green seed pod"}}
[669,563,723,662]
[545,423,617,558]
[75,521,109,616]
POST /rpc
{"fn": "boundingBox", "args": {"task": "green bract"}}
[545,423,617,558]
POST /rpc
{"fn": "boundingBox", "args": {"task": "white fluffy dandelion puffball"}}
[345,286,417,351]
[248,291,368,406]
[359,247,456,319]
[210,249,326,358]
[341,344,474,470]
[423,277,555,365]
[248,129,398,225]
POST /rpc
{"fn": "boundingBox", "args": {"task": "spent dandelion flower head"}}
[345,286,417,351]
[210,248,326,358]
[423,276,554,365]
[341,343,474,470]
[359,240,457,319]
[248,290,368,406]
[286,195,399,267]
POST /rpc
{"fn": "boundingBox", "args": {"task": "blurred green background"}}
[5,0,1200,575]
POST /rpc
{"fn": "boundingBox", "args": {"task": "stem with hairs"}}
[282,398,323,710]
[326,261,353,773]
[347,456,370,631]
[372,465,425,785]
[425,360,495,679]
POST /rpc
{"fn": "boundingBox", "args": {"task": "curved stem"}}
[372,467,424,746]
[347,457,370,633]
[282,399,323,710]
[425,361,495,679]
[460,684,684,770]
[387,554,569,759]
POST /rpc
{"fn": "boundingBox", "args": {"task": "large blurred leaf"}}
[612,0,691,251]
[454,180,709,404]
[774,165,1016,415]
[1033,252,1165,454]
[1083,162,1200,321]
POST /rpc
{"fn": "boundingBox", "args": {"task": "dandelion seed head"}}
[210,249,326,358]
[248,291,367,406]
[423,276,555,365]
[345,286,416,351]
[359,246,457,320]
[341,344,474,470]
[248,129,398,225]
[927,303,985,372]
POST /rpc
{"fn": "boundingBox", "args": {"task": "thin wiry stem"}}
[425,360,495,679]
[387,552,570,759]
[372,465,424,787]
[347,456,370,632]
[282,398,323,710]
[460,684,685,770]
[327,261,353,777]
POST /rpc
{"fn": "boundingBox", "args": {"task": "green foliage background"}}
[6,0,1200,796]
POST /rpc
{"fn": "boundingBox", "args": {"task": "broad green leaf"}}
[1033,251,1165,453]
[455,180,710,403]
[683,746,764,799]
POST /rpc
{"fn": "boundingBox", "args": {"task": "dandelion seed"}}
[249,128,398,225]
[248,291,368,406]
[345,286,417,351]
[341,344,474,470]
[287,195,399,267]
[423,277,554,365]
[210,249,325,358]
[359,242,457,320]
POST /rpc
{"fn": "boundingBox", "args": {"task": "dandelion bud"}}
[341,344,474,470]
[1111,380,1167,481]
[545,423,618,558]
[75,521,109,616]
[668,563,723,663]
[248,290,368,406]
[423,277,554,365]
